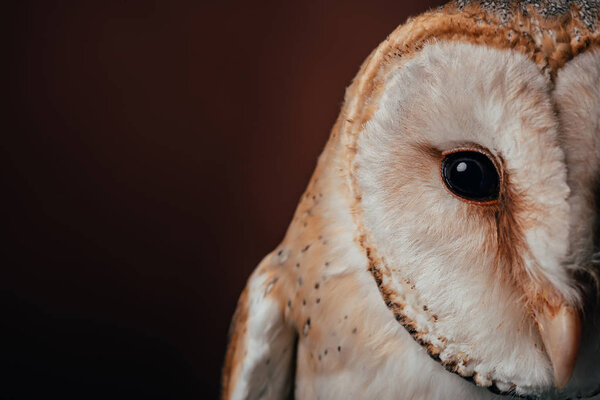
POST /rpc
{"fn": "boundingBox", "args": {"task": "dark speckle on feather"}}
[303,318,311,337]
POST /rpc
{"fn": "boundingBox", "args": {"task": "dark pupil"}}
[441,151,499,202]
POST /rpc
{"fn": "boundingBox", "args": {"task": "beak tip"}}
[553,368,573,389]
[536,305,581,391]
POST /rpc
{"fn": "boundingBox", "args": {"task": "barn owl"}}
[221,1,600,399]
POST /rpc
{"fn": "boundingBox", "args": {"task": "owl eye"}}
[441,151,500,202]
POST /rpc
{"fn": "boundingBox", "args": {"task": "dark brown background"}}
[5,1,444,398]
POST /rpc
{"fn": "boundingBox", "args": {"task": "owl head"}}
[331,1,600,398]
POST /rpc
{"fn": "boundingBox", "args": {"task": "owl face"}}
[328,1,600,397]
[351,40,600,397]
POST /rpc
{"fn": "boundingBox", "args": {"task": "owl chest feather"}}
[285,267,498,400]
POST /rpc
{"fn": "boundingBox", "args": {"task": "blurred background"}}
[5,1,444,398]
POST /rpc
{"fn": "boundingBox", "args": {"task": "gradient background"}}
[6,1,444,398]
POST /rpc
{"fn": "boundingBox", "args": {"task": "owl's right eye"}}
[441,150,500,203]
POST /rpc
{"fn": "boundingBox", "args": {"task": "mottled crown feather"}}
[452,0,599,31]
[441,1,598,75]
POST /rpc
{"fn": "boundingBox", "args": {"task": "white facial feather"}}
[553,49,600,397]
[354,41,585,395]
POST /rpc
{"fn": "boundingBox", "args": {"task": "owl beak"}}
[535,304,581,389]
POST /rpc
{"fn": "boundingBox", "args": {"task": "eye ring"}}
[440,146,501,205]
